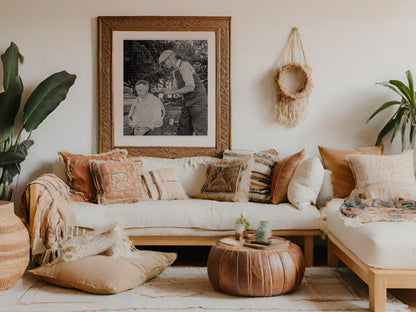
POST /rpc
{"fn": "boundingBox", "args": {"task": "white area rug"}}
[0,267,409,312]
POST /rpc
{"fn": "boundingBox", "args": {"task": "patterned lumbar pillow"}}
[347,150,416,201]
[199,155,253,202]
[141,167,188,200]
[89,159,149,204]
[58,149,128,202]
[223,149,279,203]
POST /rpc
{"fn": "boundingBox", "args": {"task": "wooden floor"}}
[140,245,416,310]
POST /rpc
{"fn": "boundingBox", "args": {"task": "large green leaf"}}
[0,43,24,143]
[22,71,76,132]
[406,70,415,108]
[0,163,20,184]
[401,119,407,151]
[0,139,34,167]
[390,108,406,143]
[366,100,401,123]
[410,123,416,148]
[1,42,23,91]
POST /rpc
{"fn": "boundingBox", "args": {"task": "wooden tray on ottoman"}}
[207,237,305,297]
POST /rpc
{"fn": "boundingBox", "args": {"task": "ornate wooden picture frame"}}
[97,16,231,158]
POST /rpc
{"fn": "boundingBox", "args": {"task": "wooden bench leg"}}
[304,236,313,267]
[327,239,340,267]
[368,270,386,312]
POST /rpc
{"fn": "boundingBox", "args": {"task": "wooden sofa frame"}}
[26,183,320,267]
[327,232,416,312]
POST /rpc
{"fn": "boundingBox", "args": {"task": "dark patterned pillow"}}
[199,156,253,202]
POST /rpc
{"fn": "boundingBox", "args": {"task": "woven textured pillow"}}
[271,149,305,204]
[348,150,416,200]
[58,149,128,202]
[318,145,383,198]
[223,149,279,203]
[199,156,253,202]
[29,251,177,294]
[89,159,149,204]
[141,168,188,200]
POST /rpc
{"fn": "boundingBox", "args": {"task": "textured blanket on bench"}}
[340,196,416,226]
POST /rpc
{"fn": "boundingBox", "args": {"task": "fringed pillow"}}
[58,149,128,202]
[199,155,254,202]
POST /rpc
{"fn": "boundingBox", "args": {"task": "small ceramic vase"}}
[256,220,271,241]
[235,223,245,240]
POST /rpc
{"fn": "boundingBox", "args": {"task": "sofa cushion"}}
[29,251,177,294]
[137,156,218,197]
[318,144,383,198]
[148,168,188,200]
[58,149,128,202]
[71,199,322,232]
[323,198,416,269]
[89,159,149,204]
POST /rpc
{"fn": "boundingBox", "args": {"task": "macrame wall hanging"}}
[274,27,313,127]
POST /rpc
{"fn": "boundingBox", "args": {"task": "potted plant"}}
[366,70,416,151]
[0,42,76,200]
[235,214,250,240]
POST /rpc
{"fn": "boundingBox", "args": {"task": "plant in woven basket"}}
[366,70,416,151]
[0,42,76,200]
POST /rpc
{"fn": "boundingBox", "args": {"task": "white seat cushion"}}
[323,198,416,269]
[72,199,322,232]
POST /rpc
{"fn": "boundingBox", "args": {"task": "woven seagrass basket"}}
[0,201,29,290]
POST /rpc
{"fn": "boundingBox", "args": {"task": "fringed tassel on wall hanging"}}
[274,27,313,127]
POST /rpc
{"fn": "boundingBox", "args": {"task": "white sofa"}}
[24,155,325,267]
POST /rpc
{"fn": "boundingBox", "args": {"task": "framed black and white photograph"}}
[98,16,231,158]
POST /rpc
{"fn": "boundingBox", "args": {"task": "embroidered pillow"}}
[318,145,383,198]
[347,150,416,200]
[141,168,188,200]
[58,149,128,202]
[199,156,253,202]
[89,159,149,205]
[223,149,279,203]
[29,251,177,295]
[271,149,305,204]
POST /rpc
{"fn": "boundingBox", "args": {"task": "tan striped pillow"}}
[144,168,188,200]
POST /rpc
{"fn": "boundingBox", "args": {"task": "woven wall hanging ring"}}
[274,27,313,127]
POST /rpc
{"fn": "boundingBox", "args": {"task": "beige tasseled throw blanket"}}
[20,174,75,265]
[20,174,141,266]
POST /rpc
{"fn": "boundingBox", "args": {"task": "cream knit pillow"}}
[347,150,416,200]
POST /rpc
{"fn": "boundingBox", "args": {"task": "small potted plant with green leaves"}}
[235,214,250,240]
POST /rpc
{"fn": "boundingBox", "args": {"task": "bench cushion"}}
[72,199,322,232]
[323,198,416,269]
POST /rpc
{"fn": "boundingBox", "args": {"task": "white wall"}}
[0,0,415,204]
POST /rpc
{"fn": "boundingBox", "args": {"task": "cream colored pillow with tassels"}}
[347,150,416,201]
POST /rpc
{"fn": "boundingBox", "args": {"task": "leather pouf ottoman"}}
[207,239,305,296]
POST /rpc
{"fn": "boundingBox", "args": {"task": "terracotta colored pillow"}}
[271,149,305,204]
[58,149,128,202]
[199,156,254,202]
[89,159,149,204]
[29,251,177,294]
[348,150,416,200]
[318,145,383,198]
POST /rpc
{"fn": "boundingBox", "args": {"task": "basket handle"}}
[279,27,309,68]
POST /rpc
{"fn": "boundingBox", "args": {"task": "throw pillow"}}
[223,149,279,203]
[58,149,128,202]
[29,251,177,294]
[141,168,188,200]
[199,155,254,202]
[271,149,305,204]
[318,144,383,198]
[316,169,334,208]
[287,157,324,209]
[347,150,416,200]
[89,159,149,205]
